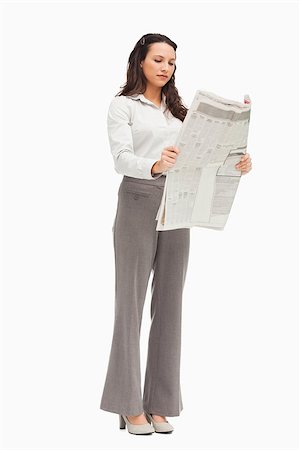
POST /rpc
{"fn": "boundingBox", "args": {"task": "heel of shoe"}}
[119,414,126,429]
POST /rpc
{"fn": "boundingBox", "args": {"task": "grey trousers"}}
[99,175,190,417]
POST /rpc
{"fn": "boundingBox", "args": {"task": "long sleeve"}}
[107,96,163,179]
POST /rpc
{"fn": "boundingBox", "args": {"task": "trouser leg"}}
[100,177,162,415]
[143,227,190,416]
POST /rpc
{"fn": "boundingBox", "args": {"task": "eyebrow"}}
[153,54,176,61]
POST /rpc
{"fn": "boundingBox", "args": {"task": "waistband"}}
[122,174,166,187]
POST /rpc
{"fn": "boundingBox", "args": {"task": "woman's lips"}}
[157,75,168,79]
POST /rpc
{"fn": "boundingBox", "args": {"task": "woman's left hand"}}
[235,152,252,175]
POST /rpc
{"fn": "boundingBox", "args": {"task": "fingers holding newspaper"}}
[235,152,252,175]
[234,97,252,175]
[151,146,181,175]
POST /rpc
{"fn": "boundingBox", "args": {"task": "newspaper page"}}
[155,90,252,231]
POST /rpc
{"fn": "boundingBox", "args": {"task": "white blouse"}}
[107,92,183,179]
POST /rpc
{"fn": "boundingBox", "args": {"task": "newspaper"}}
[155,90,252,231]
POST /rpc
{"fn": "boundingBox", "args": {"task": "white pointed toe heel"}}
[144,411,174,433]
[118,414,155,435]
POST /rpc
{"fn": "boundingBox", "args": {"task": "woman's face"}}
[141,42,176,88]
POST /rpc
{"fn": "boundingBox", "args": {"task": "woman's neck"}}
[143,86,162,105]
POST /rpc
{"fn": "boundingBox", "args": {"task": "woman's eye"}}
[154,60,174,66]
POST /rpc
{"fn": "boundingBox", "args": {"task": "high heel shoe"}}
[144,411,174,433]
[119,414,155,435]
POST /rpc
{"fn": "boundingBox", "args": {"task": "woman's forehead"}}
[148,42,176,59]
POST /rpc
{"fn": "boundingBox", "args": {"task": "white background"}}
[1,1,299,449]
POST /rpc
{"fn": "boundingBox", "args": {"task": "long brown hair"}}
[116,33,188,122]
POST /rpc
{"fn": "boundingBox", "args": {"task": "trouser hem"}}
[100,404,144,416]
[142,405,183,417]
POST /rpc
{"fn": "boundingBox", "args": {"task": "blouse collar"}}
[127,92,167,110]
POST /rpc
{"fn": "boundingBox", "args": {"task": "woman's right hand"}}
[152,146,181,174]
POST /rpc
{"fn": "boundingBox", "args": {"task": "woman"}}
[99,33,252,436]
